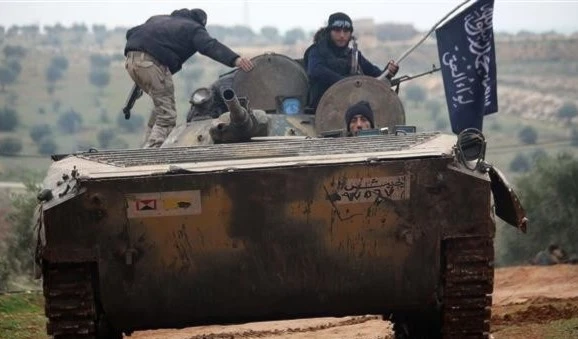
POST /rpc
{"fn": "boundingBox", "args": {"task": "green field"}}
[0,292,48,339]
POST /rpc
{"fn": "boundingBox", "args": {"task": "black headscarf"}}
[327,12,353,32]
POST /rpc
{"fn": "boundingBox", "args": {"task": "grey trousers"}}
[125,51,176,148]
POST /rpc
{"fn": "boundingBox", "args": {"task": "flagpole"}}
[377,0,473,81]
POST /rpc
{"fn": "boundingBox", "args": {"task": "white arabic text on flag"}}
[435,0,498,134]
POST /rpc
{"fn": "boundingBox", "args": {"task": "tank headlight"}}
[191,87,211,105]
[276,96,302,115]
[456,128,487,171]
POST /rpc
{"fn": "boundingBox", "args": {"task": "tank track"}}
[43,262,98,338]
[442,236,494,339]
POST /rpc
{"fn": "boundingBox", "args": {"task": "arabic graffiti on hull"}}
[333,175,410,204]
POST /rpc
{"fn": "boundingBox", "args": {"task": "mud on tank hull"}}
[38,132,505,338]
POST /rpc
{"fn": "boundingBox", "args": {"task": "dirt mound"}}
[505,303,577,323]
[492,265,578,329]
[493,265,578,305]
[492,298,578,326]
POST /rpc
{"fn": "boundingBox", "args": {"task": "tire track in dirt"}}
[129,315,393,339]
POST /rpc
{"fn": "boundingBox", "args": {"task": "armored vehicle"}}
[36,53,526,339]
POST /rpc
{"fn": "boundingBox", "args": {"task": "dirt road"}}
[130,316,392,339]
[129,265,578,339]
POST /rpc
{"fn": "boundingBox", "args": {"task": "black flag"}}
[436,0,498,134]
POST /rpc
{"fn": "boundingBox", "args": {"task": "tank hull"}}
[40,134,494,333]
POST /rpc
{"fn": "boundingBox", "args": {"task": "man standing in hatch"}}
[345,100,375,136]
[304,12,399,111]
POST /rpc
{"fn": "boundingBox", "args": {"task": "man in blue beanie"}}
[345,100,375,135]
[304,12,399,111]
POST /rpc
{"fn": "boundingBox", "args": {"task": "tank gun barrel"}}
[222,88,250,127]
[210,88,270,143]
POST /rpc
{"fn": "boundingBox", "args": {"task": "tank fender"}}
[488,166,528,232]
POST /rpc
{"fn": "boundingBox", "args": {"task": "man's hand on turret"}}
[386,60,399,79]
[235,57,254,72]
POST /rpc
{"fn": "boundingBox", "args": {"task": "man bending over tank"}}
[303,12,399,111]
[124,8,254,148]
[345,100,375,136]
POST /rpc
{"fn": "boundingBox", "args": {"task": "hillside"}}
[0,28,577,184]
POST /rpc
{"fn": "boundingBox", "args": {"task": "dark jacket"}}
[125,10,239,74]
[304,31,383,110]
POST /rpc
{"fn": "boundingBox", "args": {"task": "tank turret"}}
[163,53,406,148]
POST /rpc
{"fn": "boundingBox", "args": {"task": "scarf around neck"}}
[316,32,351,76]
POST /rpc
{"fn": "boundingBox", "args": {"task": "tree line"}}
[0,21,424,47]
[497,153,578,266]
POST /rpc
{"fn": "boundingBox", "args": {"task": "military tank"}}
[36,52,526,339]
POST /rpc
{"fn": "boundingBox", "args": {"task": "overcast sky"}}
[1,0,577,34]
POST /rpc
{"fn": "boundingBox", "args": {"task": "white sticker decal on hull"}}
[126,190,202,218]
